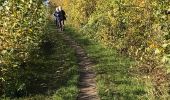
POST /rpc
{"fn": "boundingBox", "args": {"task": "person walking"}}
[58,6,66,31]
[54,7,60,29]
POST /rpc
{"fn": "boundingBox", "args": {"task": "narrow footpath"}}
[58,32,100,100]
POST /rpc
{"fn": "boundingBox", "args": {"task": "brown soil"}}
[59,32,100,100]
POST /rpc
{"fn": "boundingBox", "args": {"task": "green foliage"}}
[54,0,170,99]
[0,0,79,98]
[0,22,79,99]
[64,27,148,100]
[0,0,48,97]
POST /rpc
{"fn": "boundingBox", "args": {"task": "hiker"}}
[58,6,66,31]
[54,7,60,28]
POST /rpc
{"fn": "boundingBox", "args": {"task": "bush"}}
[52,0,170,98]
[0,0,48,97]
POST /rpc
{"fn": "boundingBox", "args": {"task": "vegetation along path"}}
[58,31,100,100]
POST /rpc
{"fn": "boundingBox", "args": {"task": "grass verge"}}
[1,23,79,100]
[64,26,148,100]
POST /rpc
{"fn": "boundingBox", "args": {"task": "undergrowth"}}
[1,23,79,100]
[64,27,156,100]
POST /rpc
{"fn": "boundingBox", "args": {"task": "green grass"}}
[1,23,79,100]
[64,26,148,100]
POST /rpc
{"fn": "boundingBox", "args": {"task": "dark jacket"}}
[58,10,66,20]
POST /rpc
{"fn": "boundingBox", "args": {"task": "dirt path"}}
[59,32,100,100]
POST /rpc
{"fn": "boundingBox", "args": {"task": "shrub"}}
[0,0,48,97]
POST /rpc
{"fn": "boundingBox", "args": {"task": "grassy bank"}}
[64,27,149,100]
[1,23,79,100]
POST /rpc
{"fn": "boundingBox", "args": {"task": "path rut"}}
[59,32,100,100]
